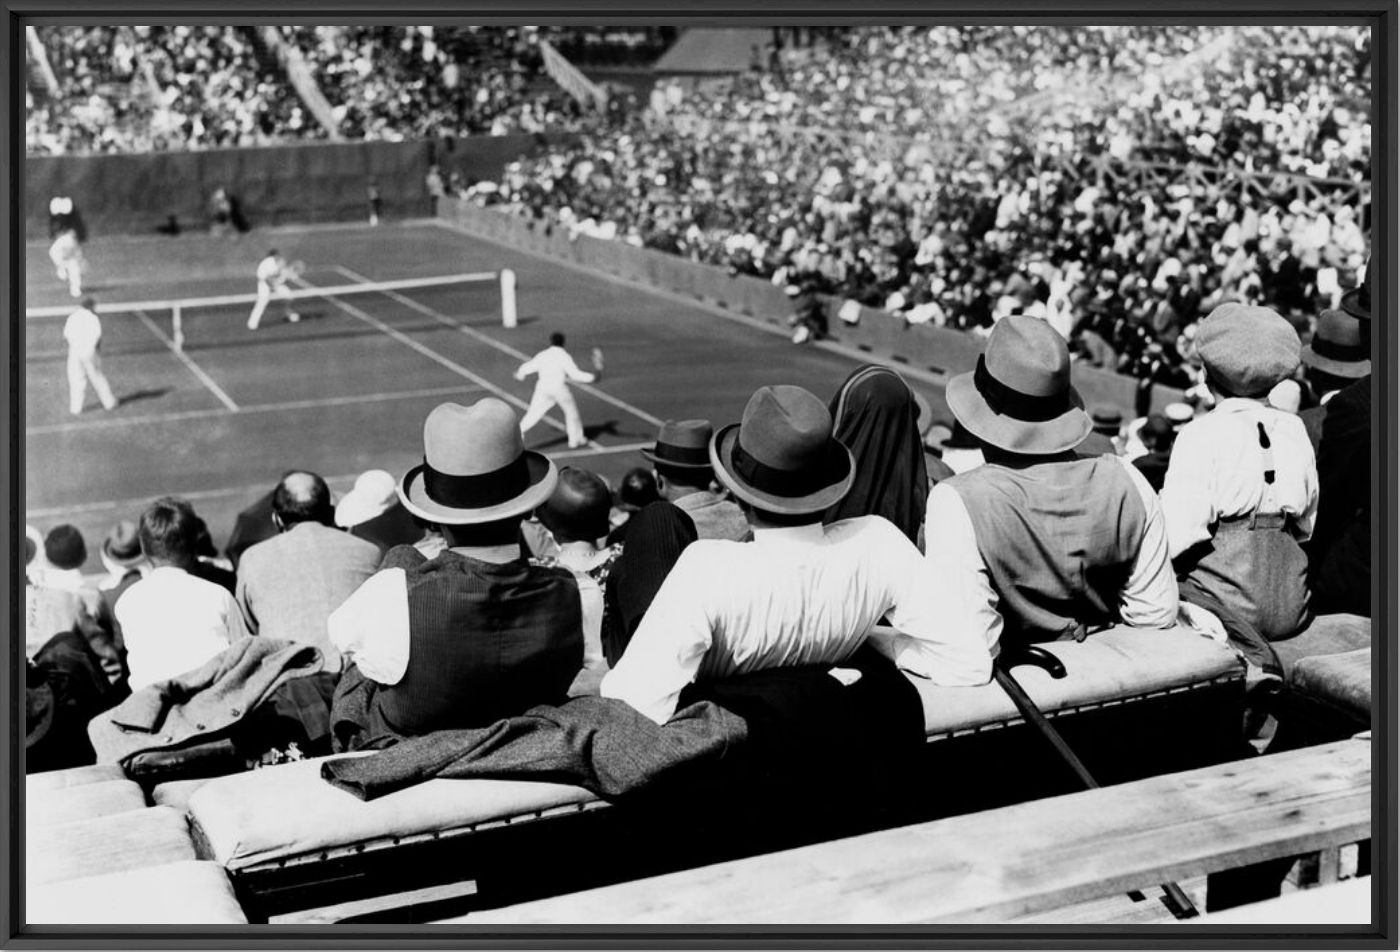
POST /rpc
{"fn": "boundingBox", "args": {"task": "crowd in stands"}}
[26,259,1373,784]
[468,25,1369,387]
[26,26,308,154]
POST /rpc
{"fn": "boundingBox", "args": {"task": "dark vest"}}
[945,457,1148,642]
[373,546,583,736]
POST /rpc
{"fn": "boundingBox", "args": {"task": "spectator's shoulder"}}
[380,544,428,572]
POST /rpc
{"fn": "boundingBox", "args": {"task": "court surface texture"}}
[24,219,950,570]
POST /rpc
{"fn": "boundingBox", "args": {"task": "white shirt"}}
[63,307,103,358]
[1160,398,1318,559]
[516,346,595,394]
[600,515,993,725]
[923,457,1179,655]
[256,255,285,287]
[115,566,246,691]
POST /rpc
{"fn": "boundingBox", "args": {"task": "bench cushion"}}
[26,764,127,794]
[27,860,247,924]
[28,806,196,886]
[28,780,148,829]
[151,777,218,813]
[1289,648,1371,724]
[916,626,1243,737]
[188,756,598,871]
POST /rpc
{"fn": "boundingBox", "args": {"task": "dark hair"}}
[267,248,279,257]
[549,332,566,347]
[44,524,87,571]
[538,467,612,543]
[655,461,712,492]
[139,497,199,567]
[736,500,821,528]
[80,296,96,310]
[618,468,660,511]
[273,471,334,527]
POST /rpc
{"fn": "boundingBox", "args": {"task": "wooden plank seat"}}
[181,625,1241,920]
[453,738,1370,925]
[28,806,197,887]
[27,779,148,829]
[26,860,248,925]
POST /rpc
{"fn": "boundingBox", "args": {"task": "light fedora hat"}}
[399,399,557,525]
[642,419,715,469]
[710,385,855,515]
[1302,308,1371,379]
[946,314,1091,455]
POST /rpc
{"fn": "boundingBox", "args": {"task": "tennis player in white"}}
[64,296,119,415]
[515,332,601,449]
[246,249,301,330]
[49,197,86,299]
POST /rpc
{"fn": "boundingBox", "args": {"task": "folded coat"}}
[88,636,324,771]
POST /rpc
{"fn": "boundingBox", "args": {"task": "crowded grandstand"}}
[21,23,1377,929]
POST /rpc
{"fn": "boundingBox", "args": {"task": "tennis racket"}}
[591,347,604,375]
[285,260,307,280]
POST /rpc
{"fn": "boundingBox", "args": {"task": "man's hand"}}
[591,348,604,377]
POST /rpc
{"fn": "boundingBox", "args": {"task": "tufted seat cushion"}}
[1288,648,1371,725]
[915,626,1243,738]
[187,755,600,872]
[26,860,247,925]
[28,780,148,828]
[28,807,196,886]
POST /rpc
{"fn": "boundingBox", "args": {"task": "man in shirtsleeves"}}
[924,315,1179,655]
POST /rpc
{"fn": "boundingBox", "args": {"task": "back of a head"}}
[618,467,661,511]
[139,497,198,567]
[549,332,566,348]
[538,467,611,543]
[273,471,334,527]
[80,296,96,311]
[44,524,87,571]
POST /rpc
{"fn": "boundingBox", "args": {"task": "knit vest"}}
[374,547,583,735]
[944,457,1147,642]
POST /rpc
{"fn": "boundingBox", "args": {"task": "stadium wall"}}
[437,197,1185,416]
[24,134,576,240]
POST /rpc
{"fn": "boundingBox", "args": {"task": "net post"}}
[500,269,517,328]
[173,304,184,351]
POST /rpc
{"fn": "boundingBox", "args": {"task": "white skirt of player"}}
[49,231,85,298]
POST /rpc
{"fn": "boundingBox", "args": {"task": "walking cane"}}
[994,644,1200,920]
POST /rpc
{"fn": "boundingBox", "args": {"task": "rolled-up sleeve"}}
[328,568,410,685]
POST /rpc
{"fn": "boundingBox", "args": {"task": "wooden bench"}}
[453,738,1370,925]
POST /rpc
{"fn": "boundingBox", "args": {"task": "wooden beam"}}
[269,879,478,925]
[455,739,1369,925]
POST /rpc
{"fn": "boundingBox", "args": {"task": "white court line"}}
[27,384,482,436]
[332,264,665,428]
[26,441,656,520]
[293,276,603,451]
[133,309,240,412]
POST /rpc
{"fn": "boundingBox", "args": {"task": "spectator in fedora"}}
[236,471,381,672]
[97,520,147,592]
[602,384,991,725]
[925,315,1178,651]
[329,399,586,744]
[824,365,929,547]
[117,498,248,691]
[335,468,422,552]
[1307,263,1372,618]
[643,420,748,542]
[1131,414,1178,493]
[1078,404,1125,458]
[1161,303,1317,671]
[1298,307,1370,453]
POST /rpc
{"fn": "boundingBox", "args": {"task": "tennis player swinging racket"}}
[246,249,306,330]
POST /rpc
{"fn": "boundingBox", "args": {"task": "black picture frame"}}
[2,2,1394,947]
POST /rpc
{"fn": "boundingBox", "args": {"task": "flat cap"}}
[1196,303,1301,398]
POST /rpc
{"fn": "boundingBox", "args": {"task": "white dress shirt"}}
[115,566,247,690]
[600,515,993,725]
[923,456,1179,654]
[63,307,103,358]
[1159,398,1318,559]
[516,346,595,395]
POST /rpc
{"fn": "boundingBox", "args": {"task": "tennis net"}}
[25,270,513,357]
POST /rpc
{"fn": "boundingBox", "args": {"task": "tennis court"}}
[25,219,946,568]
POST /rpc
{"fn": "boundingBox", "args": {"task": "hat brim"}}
[640,447,714,469]
[945,372,1091,455]
[100,542,145,570]
[1301,344,1371,379]
[1339,287,1370,321]
[335,497,397,529]
[398,452,558,525]
[710,425,854,516]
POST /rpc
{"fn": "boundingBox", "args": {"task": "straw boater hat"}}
[1195,303,1300,398]
[1301,309,1371,379]
[710,385,855,515]
[642,420,715,470]
[398,399,557,525]
[336,470,399,529]
[945,315,1091,455]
